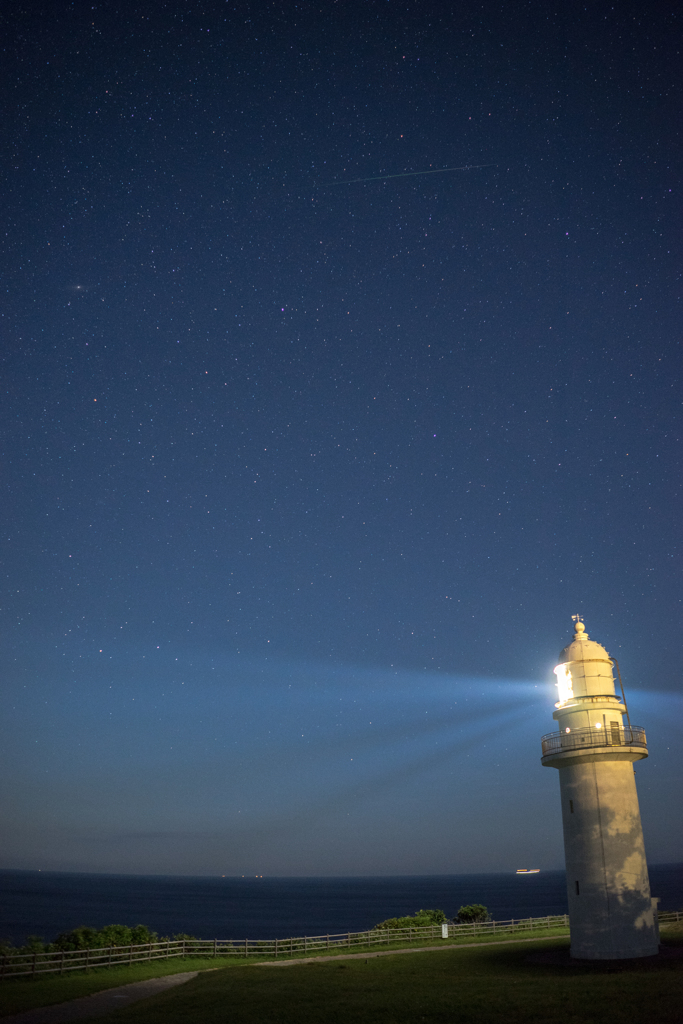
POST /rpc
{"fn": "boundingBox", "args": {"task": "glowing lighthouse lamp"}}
[541,617,659,959]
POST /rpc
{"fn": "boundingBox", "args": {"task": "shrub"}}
[52,924,159,951]
[0,935,48,954]
[373,909,447,930]
[0,924,187,957]
[455,904,489,923]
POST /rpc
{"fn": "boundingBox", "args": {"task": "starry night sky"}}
[1,1,681,876]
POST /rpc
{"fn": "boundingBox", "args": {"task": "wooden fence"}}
[2,910,679,979]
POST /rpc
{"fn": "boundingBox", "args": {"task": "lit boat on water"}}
[516,869,540,874]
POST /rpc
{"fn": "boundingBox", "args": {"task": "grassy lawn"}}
[84,935,683,1024]
[0,927,570,1017]
[0,956,229,1017]
[1,926,679,1023]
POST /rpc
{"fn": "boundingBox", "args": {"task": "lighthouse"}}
[541,617,658,959]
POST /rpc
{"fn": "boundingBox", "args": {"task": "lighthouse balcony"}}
[541,725,647,764]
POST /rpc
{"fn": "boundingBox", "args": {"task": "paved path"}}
[1,972,198,1024]
[257,933,569,967]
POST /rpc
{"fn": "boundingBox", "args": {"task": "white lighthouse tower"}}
[541,617,658,959]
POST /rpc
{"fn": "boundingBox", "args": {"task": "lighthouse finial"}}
[572,614,586,638]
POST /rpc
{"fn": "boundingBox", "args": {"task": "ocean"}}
[1,865,681,946]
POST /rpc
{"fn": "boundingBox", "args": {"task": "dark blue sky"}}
[1,0,681,875]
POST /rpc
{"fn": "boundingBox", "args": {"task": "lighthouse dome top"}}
[557,618,616,698]
[559,619,612,665]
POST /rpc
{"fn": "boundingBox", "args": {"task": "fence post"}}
[0,912,593,980]
[18,910,572,976]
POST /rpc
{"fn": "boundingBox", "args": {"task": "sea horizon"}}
[2,863,681,947]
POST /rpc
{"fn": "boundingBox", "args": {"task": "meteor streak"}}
[321,164,496,187]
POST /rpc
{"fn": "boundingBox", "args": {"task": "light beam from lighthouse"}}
[541,617,659,960]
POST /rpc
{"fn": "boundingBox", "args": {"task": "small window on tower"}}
[575,881,580,896]
[569,800,574,814]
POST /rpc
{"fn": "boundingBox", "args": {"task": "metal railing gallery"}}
[541,725,647,758]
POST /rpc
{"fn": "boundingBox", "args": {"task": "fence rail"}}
[1,915,572,978]
[2,910,678,979]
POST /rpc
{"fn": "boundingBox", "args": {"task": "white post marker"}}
[441,923,449,939]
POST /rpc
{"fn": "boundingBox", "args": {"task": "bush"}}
[455,904,489,923]
[0,935,48,954]
[373,909,447,930]
[0,924,186,956]
[52,924,159,951]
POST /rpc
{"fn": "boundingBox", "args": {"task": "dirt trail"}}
[1,971,198,1024]
[257,933,567,966]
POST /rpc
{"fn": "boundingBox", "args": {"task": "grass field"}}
[0,926,573,1017]
[1,928,681,1024]
[0,955,227,1017]
[77,935,683,1024]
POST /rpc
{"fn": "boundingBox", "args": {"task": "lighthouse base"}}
[559,760,659,960]
[570,940,659,961]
